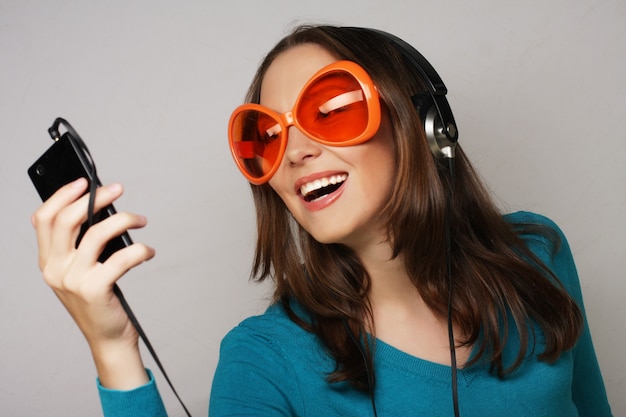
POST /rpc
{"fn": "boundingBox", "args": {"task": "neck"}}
[353,240,419,309]
[350,238,470,367]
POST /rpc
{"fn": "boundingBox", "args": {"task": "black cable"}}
[49,118,193,417]
[444,155,460,417]
[342,320,379,417]
[112,284,193,417]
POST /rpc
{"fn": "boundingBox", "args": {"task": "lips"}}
[299,173,348,202]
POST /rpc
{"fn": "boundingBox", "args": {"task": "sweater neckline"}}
[373,337,485,387]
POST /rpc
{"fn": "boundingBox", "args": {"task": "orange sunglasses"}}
[228,60,381,184]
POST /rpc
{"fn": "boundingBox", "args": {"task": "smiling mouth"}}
[300,174,348,202]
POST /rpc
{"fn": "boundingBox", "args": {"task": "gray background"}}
[1,0,624,415]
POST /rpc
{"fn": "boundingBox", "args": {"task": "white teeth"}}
[300,174,347,197]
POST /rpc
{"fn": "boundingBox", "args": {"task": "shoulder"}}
[221,302,310,349]
[503,210,564,239]
[504,211,582,301]
[503,210,558,227]
[210,303,333,415]
[504,210,566,259]
[217,301,331,371]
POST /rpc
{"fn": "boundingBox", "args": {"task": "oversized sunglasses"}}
[228,60,381,184]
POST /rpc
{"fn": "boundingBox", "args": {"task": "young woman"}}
[32,25,612,416]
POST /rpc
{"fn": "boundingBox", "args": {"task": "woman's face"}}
[263,43,397,251]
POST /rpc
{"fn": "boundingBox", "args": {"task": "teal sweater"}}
[99,212,612,416]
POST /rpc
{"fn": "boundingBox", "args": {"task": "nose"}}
[283,126,322,167]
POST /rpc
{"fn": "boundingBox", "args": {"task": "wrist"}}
[90,340,148,390]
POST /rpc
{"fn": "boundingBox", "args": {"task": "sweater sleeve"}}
[515,212,613,416]
[97,369,168,417]
[209,321,303,417]
[548,219,613,416]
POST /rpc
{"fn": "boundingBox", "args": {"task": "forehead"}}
[260,43,339,111]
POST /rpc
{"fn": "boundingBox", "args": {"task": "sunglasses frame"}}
[228,60,381,184]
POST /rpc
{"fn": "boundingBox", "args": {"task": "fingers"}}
[31,180,153,370]
[33,180,125,270]
[75,212,154,273]
[32,178,89,265]
[33,178,155,286]
[56,242,155,300]
[49,183,125,261]
[101,243,156,282]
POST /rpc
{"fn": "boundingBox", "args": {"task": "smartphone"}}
[28,119,132,262]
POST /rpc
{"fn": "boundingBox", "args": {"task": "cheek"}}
[365,125,397,178]
[268,167,288,197]
[268,184,289,210]
[362,133,397,201]
[268,178,299,216]
[368,151,396,195]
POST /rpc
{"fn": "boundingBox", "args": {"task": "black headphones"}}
[347,27,459,160]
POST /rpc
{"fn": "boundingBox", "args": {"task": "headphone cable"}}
[48,118,193,417]
[342,320,379,417]
[346,154,459,417]
[445,155,461,417]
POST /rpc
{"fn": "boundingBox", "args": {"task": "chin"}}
[308,233,342,246]
[304,227,348,246]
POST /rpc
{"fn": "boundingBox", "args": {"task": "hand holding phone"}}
[28,118,163,390]
[28,119,191,414]
[28,118,132,262]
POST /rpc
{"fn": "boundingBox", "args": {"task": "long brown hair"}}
[242,25,582,391]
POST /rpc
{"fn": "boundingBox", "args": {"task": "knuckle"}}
[41,264,62,289]
[80,229,104,250]
[55,207,80,229]
[38,255,47,272]
[32,207,51,228]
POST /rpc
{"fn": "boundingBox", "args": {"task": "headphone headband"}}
[344,27,459,159]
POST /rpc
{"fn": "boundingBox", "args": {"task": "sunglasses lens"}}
[298,70,370,143]
[230,109,283,181]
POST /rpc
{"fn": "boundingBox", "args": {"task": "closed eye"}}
[266,123,281,137]
[318,90,364,116]
[261,123,281,142]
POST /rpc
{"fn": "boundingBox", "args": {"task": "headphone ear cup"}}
[411,92,454,159]
[424,107,456,159]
